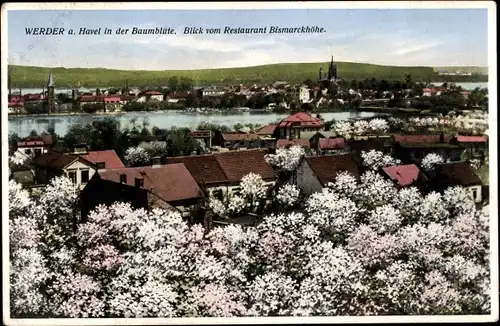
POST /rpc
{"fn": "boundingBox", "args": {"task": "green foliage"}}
[8,62,488,88]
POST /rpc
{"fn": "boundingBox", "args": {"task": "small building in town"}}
[274,112,325,139]
[167,149,277,202]
[81,163,202,219]
[276,138,311,150]
[32,151,98,189]
[292,154,361,197]
[318,137,346,154]
[381,164,427,189]
[431,162,484,203]
[220,132,261,149]
[393,134,462,164]
[450,135,488,160]
[16,134,54,157]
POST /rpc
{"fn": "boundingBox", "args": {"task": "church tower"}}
[327,56,338,82]
[47,70,55,113]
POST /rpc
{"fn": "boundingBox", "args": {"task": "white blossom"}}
[276,184,300,207]
[333,120,354,139]
[368,118,389,134]
[421,153,444,171]
[265,145,305,172]
[361,150,401,170]
[124,146,150,167]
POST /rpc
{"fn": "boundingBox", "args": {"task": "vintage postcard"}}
[2,1,498,325]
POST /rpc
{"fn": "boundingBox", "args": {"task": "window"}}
[68,171,77,184]
[212,189,223,201]
[232,187,241,196]
[81,170,89,183]
[25,149,32,155]
[471,188,478,201]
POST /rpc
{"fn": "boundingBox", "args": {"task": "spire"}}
[327,55,337,82]
[47,69,54,88]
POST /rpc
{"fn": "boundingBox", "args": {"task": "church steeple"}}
[327,56,338,82]
[47,69,55,88]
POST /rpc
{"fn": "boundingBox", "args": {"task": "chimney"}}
[151,156,161,167]
[120,173,127,184]
[135,177,144,188]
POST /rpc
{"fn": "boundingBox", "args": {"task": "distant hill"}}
[7,61,488,88]
[433,66,488,74]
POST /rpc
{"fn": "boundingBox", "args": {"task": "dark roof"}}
[33,151,94,170]
[346,138,393,151]
[81,150,125,169]
[255,124,278,135]
[276,139,310,148]
[167,154,228,185]
[168,149,276,184]
[99,164,201,202]
[222,133,260,142]
[214,149,276,182]
[382,164,422,187]
[305,154,361,185]
[17,134,53,147]
[438,162,482,186]
[393,134,453,145]
[319,138,345,150]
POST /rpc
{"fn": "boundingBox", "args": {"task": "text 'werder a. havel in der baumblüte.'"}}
[24,25,326,36]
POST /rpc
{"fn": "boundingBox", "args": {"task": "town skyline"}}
[7,8,488,70]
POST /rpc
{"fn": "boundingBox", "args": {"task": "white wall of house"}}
[207,181,276,201]
[150,94,164,101]
[466,185,482,203]
[136,96,147,103]
[17,146,48,156]
[64,160,96,190]
[299,86,310,103]
[292,161,323,197]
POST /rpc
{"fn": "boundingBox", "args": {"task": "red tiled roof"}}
[79,95,104,102]
[9,96,24,102]
[214,149,276,182]
[81,150,125,169]
[168,149,276,184]
[8,102,24,107]
[394,134,453,145]
[18,135,53,147]
[256,124,277,135]
[456,136,487,143]
[99,164,201,202]
[276,139,310,148]
[439,162,482,186]
[169,91,191,99]
[278,112,324,128]
[167,154,228,185]
[146,91,163,95]
[305,154,361,185]
[382,164,421,187]
[33,151,94,170]
[104,96,121,103]
[191,130,212,138]
[319,138,345,150]
[222,133,260,142]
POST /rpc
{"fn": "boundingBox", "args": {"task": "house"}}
[346,137,394,154]
[450,135,488,160]
[191,130,213,149]
[167,149,276,201]
[146,90,164,102]
[78,149,125,170]
[299,85,311,103]
[32,151,97,189]
[201,86,226,97]
[431,162,484,203]
[17,134,53,157]
[276,138,310,150]
[318,138,346,154]
[221,132,261,149]
[255,124,278,148]
[393,134,462,164]
[274,112,325,139]
[381,164,427,189]
[292,154,361,197]
[81,163,202,218]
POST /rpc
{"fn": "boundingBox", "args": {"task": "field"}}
[8,61,488,88]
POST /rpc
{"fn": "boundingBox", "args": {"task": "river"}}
[8,110,383,137]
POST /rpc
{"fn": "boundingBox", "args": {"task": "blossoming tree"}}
[124,146,151,167]
[9,166,490,317]
[361,150,402,170]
